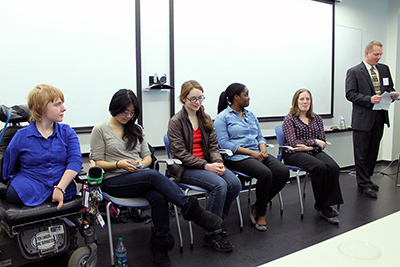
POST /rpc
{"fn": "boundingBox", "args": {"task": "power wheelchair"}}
[0,105,98,267]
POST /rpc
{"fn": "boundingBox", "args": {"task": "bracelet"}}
[116,161,120,169]
[54,186,66,197]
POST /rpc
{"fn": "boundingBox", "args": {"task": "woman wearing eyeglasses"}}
[90,89,222,267]
[167,80,241,253]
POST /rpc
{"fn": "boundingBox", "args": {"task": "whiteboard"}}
[334,25,362,128]
[174,0,333,119]
[0,0,136,128]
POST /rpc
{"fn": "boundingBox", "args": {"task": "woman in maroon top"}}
[168,80,241,252]
[282,89,344,224]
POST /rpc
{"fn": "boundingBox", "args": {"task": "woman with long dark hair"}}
[90,89,222,267]
[168,80,241,253]
[215,83,289,232]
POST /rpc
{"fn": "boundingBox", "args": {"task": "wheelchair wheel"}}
[68,246,97,267]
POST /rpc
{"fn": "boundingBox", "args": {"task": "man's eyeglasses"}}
[186,95,205,103]
[122,110,135,117]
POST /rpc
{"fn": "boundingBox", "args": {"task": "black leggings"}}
[283,151,344,208]
[225,155,289,216]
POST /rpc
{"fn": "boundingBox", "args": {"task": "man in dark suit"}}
[345,40,399,198]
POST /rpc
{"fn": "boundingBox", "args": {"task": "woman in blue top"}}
[215,83,289,232]
[3,84,82,210]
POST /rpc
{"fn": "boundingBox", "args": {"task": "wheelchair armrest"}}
[74,170,88,184]
[0,196,83,227]
[0,183,7,192]
[0,183,7,199]
[266,144,275,149]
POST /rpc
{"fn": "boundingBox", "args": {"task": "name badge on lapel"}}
[383,77,389,86]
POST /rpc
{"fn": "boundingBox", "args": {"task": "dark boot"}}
[149,233,175,267]
[182,196,222,232]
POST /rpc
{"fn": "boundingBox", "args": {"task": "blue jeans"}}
[180,167,241,233]
[102,169,189,238]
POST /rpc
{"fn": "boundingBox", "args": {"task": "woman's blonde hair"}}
[180,80,213,132]
[289,88,315,118]
[27,84,64,122]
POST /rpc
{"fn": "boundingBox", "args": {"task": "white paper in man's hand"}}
[373,91,393,111]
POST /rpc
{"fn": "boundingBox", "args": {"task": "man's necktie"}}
[370,67,381,95]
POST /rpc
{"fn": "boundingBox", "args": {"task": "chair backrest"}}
[274,125,285,146]
[163,134,171,176]
[147,143,158,170]
[163,134,171,158]
[274,125,285,161]
[0,105,30,186]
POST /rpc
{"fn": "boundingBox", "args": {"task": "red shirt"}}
[192,127,204,159]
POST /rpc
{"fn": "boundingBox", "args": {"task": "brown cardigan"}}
[167,107,223,182]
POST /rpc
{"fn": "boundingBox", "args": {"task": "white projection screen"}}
[174,0,334,120]
[0,1,136,128]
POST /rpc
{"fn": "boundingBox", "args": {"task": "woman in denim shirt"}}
[215,83,289,232]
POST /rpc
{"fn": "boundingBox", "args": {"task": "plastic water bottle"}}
[115,237,128,267]
[340,116,346,130]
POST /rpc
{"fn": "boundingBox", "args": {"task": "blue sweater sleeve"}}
[63,125,82,173]
[2,130,22,181]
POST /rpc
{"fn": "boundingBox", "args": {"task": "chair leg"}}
[188,221,194,250]
[396,153,400,187]
[278,191,284,215]
[303,173,307,198]
[296,170,304,219]
[106,202,115,267]
[247,182,252,203]
[235,196,243,232]
[174,204,184,253]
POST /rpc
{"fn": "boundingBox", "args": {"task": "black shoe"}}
[204,233,233,253]
[182,196,222,232]
[314,204,340,217]
[318,210,340,224]
[359,187,377,198]
[372,183,380,191]
[220,223,228,238]
[149,234,174,267]
[150,244,170,267]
